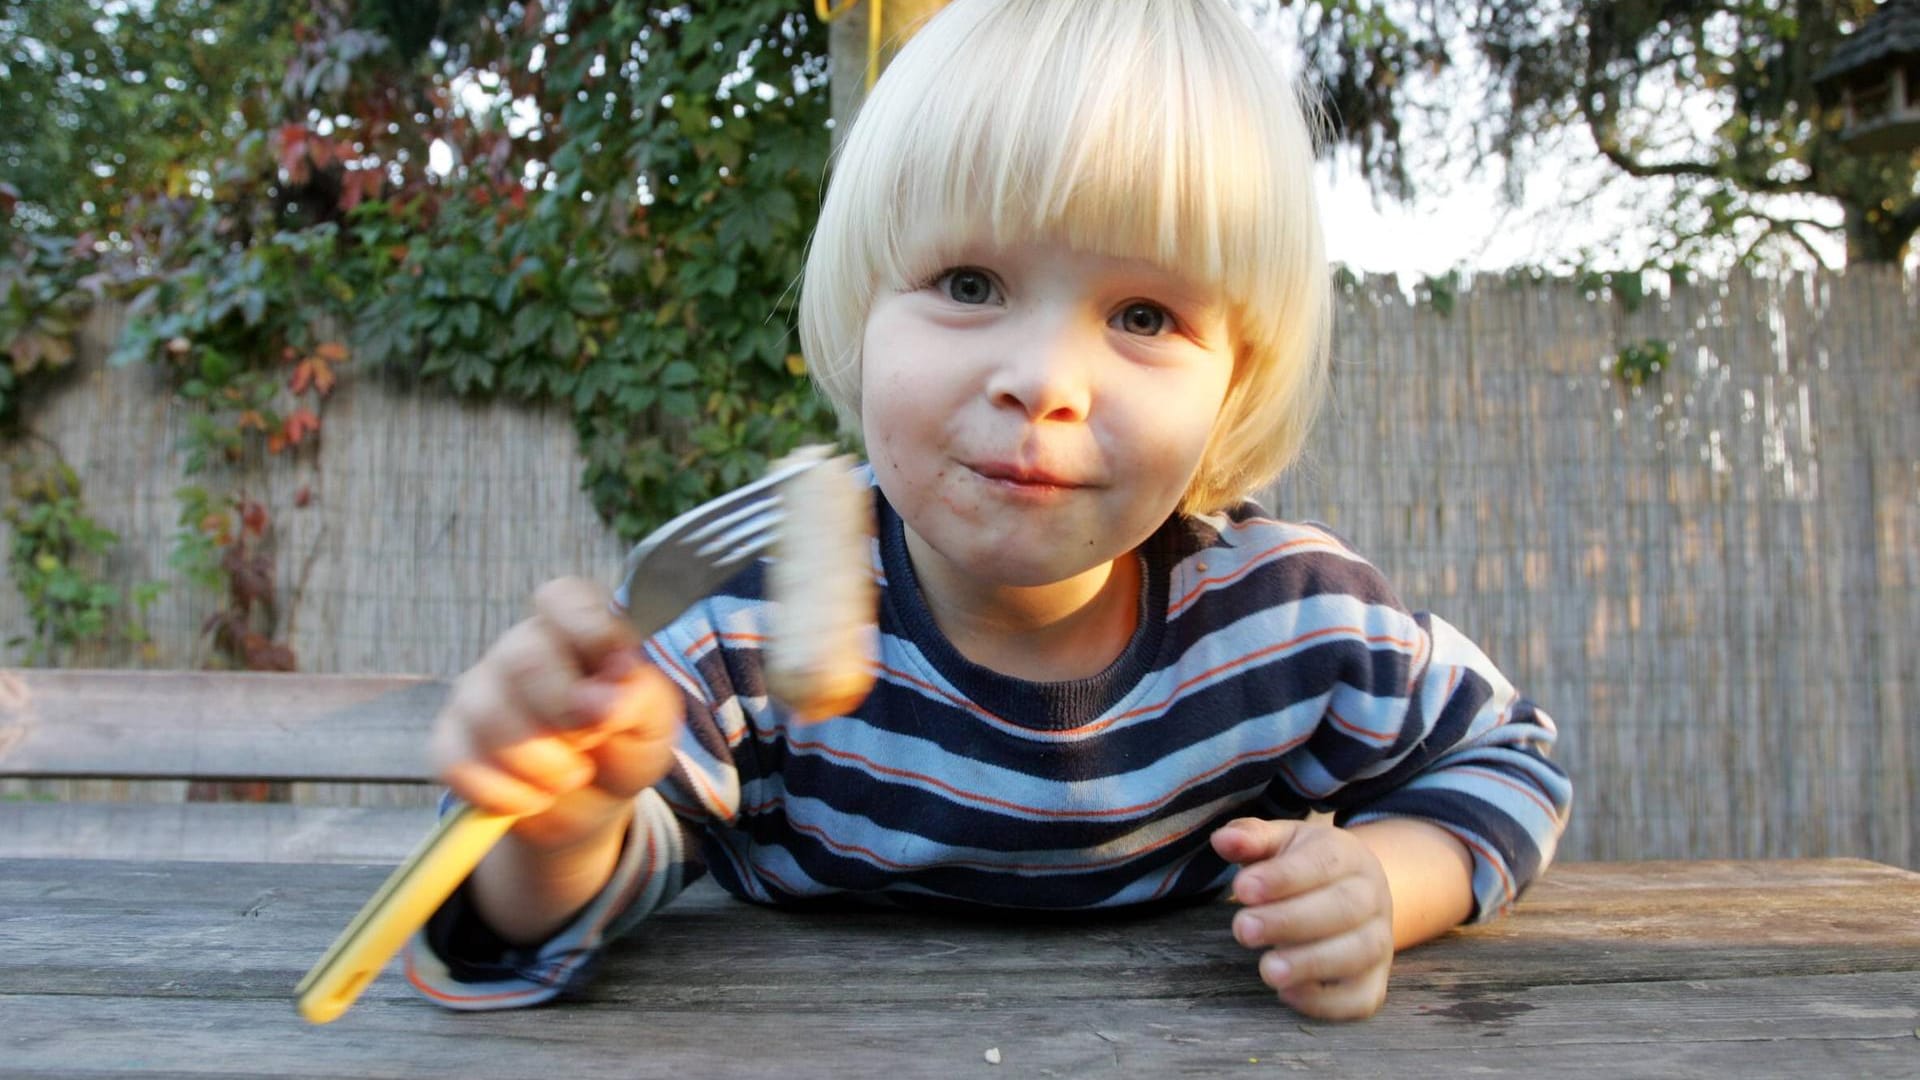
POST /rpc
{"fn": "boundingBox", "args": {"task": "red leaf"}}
[307,135,335,169]
[282,409,321,446]
[240,500,269,537]
[340,169,367,212]
[291,351,338,398]
[293,486,312,508]
[278,124,311,185]
[244,638,297,672]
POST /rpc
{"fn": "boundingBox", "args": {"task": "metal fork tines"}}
[612,453,824,637]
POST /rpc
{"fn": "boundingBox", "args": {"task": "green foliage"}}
[173,485,295,671]
[1613,339,1673,387]
[338,0,840,537]
[1575,268,1649,314]
[5,0,840,544]
[0,233,98,426]
[1238,0,1446,204]
[1416,270,1460,317]
[0,0,293,234]
[2,1,844,673]
[4,459,162,664]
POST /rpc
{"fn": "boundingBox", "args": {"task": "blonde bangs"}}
[801,0,1331,510]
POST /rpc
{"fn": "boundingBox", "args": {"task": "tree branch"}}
[1573,66,1812,197]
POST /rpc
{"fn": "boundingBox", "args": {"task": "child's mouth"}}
[968,462,1085,494]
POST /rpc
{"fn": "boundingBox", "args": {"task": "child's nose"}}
[985,320,1092,423]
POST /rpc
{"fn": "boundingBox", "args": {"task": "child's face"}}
[860,239,1234,590]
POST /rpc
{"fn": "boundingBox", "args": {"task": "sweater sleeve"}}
[1267,534,1572,923]
[1336,611,1570,921]
[401,784,699,1010]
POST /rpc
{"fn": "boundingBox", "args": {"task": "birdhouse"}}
[1813,0,1920,154]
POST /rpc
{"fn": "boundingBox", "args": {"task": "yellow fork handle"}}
[294,802,517,1024]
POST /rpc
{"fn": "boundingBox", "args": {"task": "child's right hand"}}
[429,577,685,852]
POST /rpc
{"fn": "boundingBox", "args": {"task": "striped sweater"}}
[406,489,1572,1009]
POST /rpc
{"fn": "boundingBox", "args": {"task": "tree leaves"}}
[8,0,843,558]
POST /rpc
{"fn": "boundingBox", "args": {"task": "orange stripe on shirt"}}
[1098,625,1420,732]
[1326,706,1397,746]
[1167,536,1346,617]
[1451,764,1559,819]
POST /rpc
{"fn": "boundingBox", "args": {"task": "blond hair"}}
[798,0,1330,513]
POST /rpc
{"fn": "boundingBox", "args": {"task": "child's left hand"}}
[1210,817,1395,1020]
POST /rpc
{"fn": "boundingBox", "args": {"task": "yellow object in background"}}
[816,0,885,90]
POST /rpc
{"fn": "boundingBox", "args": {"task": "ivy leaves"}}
[312,1,840,541]
[3,2,845,664]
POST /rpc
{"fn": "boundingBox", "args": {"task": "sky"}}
[1317,158,1531,281]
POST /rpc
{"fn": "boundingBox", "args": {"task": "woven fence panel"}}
[4,270,1916,864]
[1267,267,1917,866]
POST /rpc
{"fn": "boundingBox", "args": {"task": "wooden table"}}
[3,857,1917,1078]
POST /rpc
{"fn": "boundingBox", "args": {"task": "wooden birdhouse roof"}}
[1814,0,1920,86]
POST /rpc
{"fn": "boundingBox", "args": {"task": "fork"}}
[295,452,828,1024]
[610,451,815,632]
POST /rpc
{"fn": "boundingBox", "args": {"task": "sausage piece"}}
[764,446,878,721]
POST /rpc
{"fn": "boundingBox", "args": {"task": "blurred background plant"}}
[1,0,840,664]
[4,454,162,664]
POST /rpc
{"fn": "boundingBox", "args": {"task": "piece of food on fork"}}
[763,445,879,722]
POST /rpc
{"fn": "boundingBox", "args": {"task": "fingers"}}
[432,664,590,810]
[429,577,681,823]
[1274,967,1389,1022]
[532,577,638,677]
[1231,873,1386,948]
[435,756,562,819]
[491,619,597,730]
[1209,816,1301,866]
[1242,917,1394,1021]
[578,666,685,799]
[1215,817,1396,1020]
[1212,818,1367,905]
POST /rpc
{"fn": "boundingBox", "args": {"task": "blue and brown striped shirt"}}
[407,487,1572,1009]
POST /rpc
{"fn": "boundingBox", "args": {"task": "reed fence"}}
[4,268,1916,866]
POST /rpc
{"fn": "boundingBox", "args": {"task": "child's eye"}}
[1111,301,1172,336]
[937,268,998,305]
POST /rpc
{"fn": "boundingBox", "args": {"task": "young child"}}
[409,0,1571,1021]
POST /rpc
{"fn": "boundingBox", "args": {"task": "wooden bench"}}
[0,669,448,864]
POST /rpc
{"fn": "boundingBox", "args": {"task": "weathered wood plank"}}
[1,976,1915,1078]
[0,802,437,863]
[3,859,1916,1001]
[2,858,1916,1077]
[0,669,445,782]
